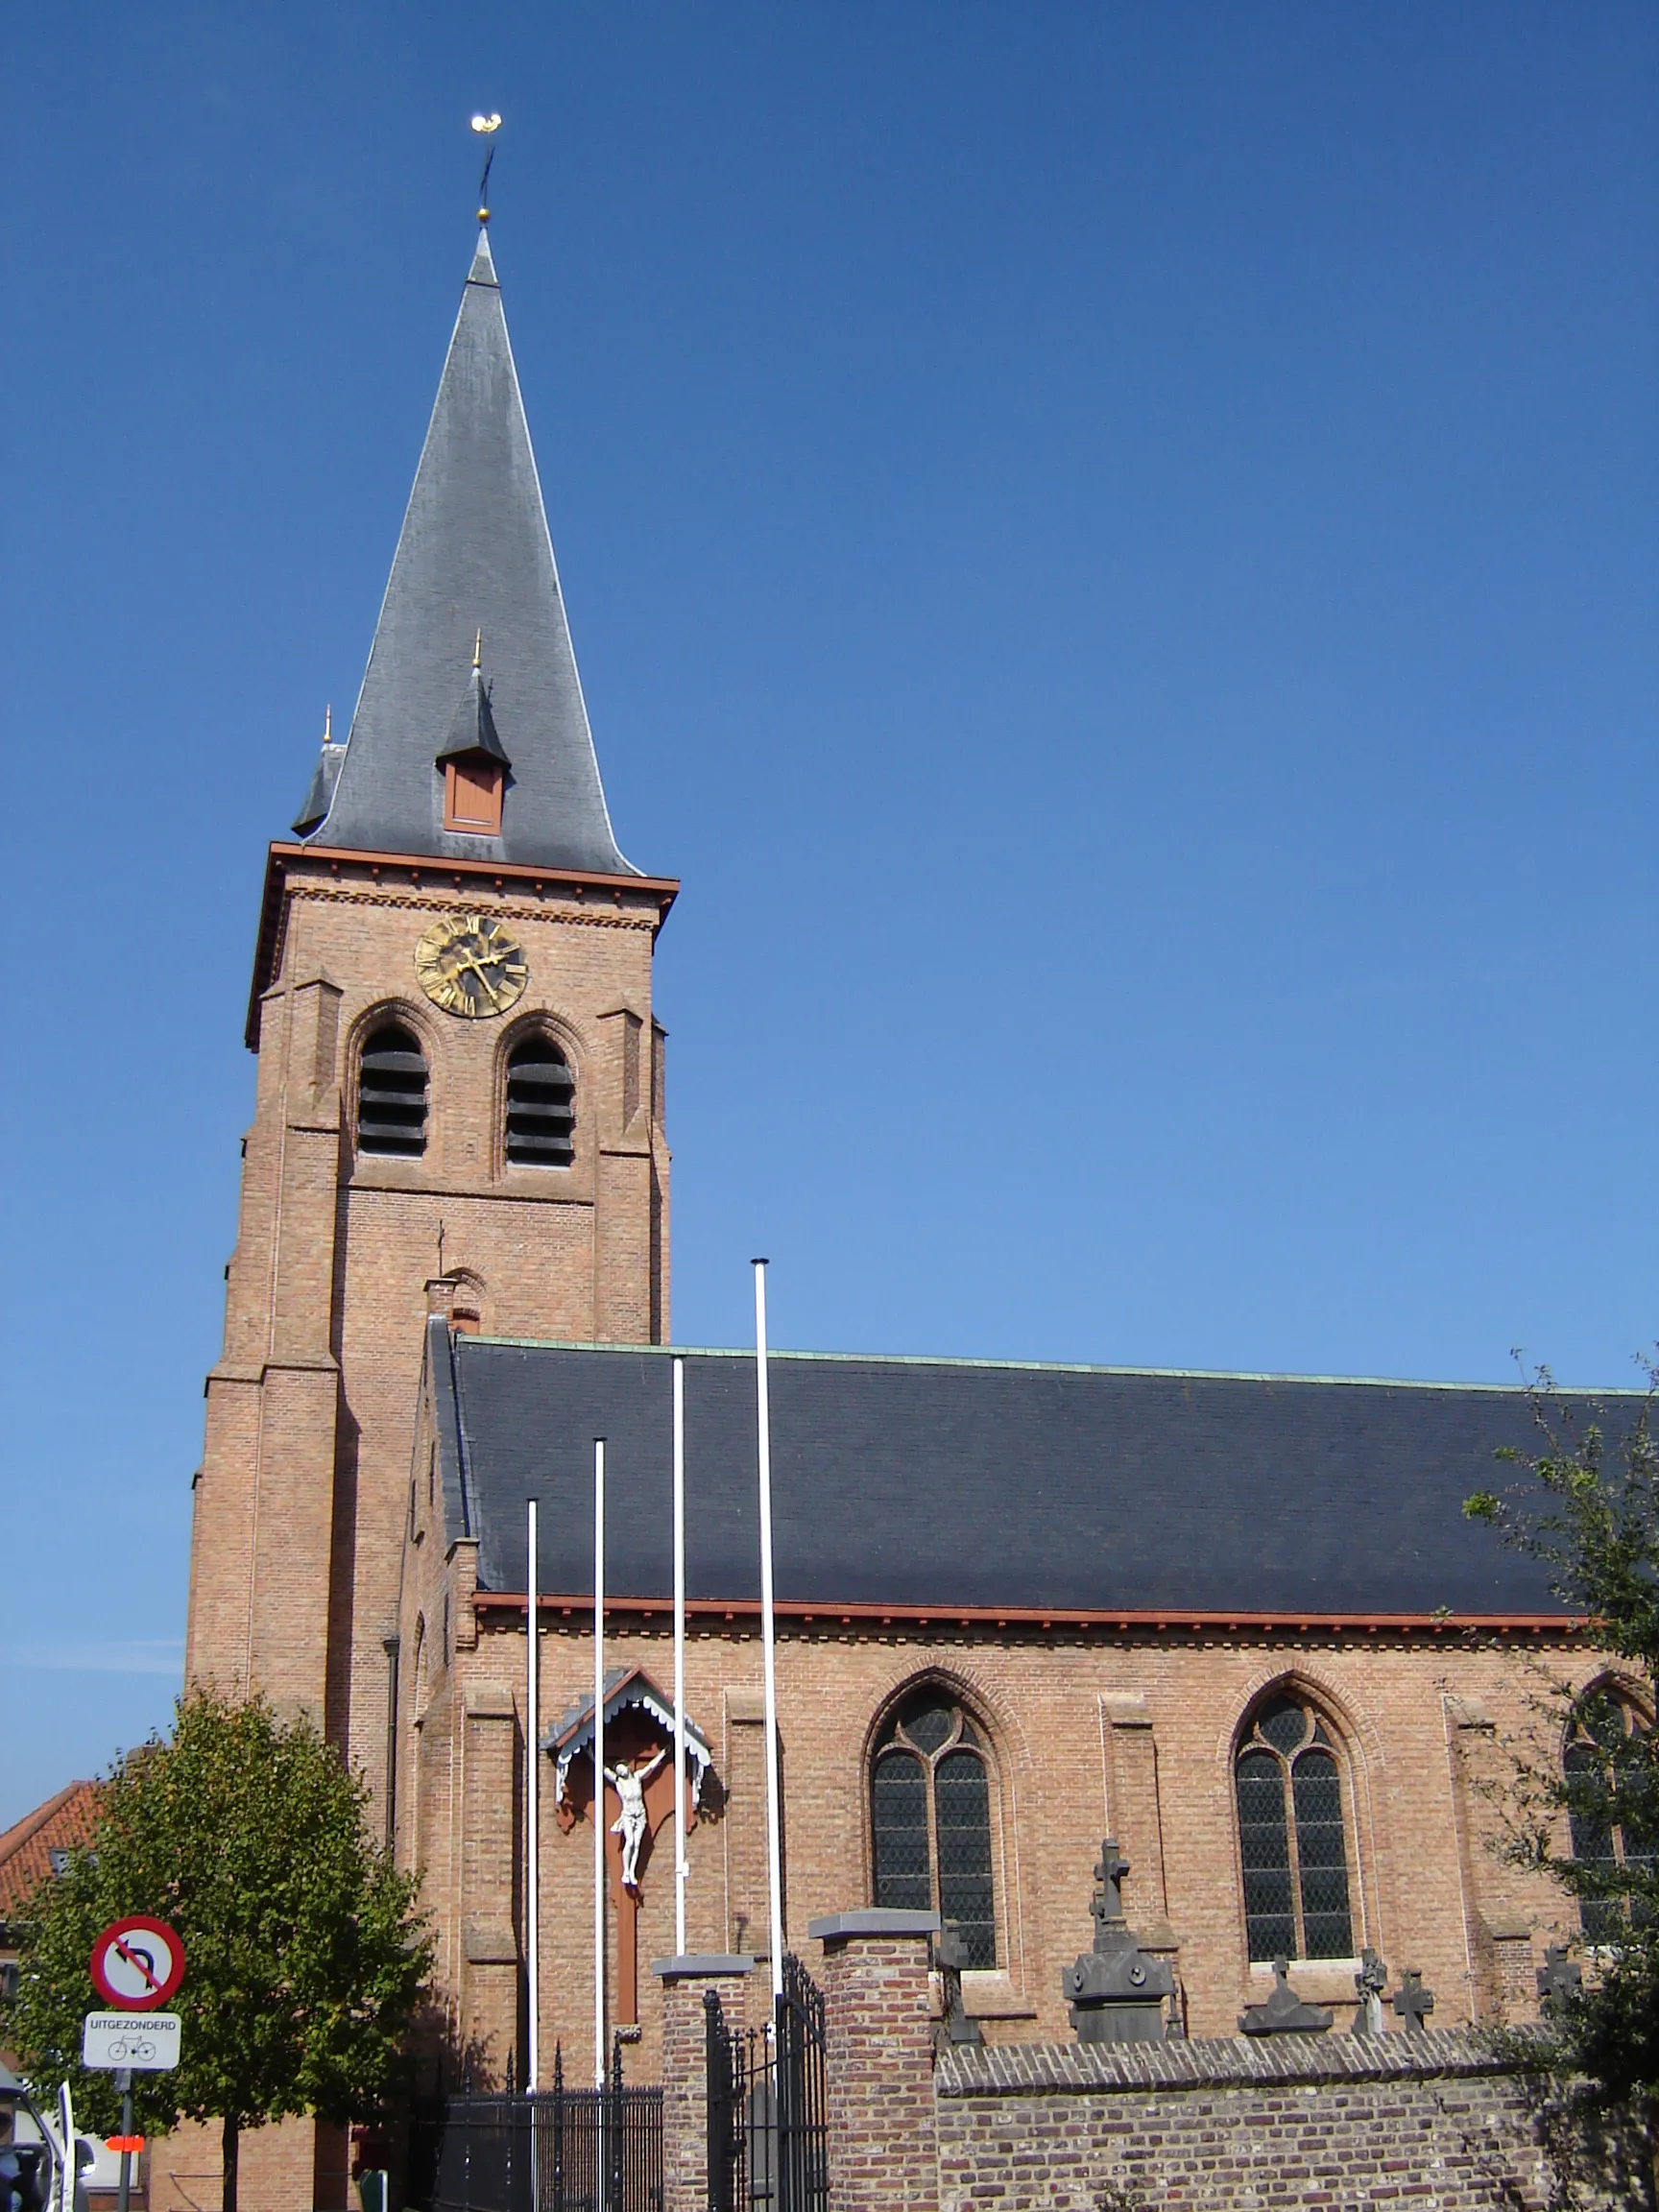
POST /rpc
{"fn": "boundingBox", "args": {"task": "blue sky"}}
[2,4,1654,1824]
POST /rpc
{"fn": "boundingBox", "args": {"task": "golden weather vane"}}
[470,112,502,223]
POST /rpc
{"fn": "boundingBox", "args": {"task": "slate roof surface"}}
[299,230,635,876]
[0,1780,100,1919]
[435,1338,1615,1617]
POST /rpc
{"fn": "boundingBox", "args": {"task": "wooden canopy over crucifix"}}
[545,1665,713,2028]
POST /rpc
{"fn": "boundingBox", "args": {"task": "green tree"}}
[1465,1362,1659,2146]
[2,1691,431,2212]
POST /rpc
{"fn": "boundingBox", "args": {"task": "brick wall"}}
[933,2034,1581,2212]
[653,1956,755,2212]
[935,2036,1541,2210]
[814,1915,940,2212]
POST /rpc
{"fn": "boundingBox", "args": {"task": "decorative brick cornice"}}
[471,1592,1582,1642]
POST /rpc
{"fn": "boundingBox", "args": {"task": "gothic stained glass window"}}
[1565,1694,1655,1944]
[1235,1694,1355,1962]
[870,1690,998,1968]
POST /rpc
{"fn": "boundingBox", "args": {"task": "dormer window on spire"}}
[438,636,511,835]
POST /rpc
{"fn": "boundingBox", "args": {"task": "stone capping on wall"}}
[935,2026,1540,2097]
[807,1909,942,1941]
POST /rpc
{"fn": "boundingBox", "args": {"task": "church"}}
[180,213,1627,2210]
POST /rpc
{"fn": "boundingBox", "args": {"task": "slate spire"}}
[296,227,635,874]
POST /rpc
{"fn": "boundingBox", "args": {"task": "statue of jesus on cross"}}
[605,1746,668,1890]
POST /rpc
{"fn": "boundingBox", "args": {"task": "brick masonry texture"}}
[398,1606,1601,2085]
[933,2033,1577,2211]
[818,1930,939,2212]
[655,1963,756,2212]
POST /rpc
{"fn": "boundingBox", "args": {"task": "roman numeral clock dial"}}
[414,911,529,1017]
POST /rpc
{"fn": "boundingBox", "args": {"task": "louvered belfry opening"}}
[505,1034,575,1166]
[356,1022,429,1158]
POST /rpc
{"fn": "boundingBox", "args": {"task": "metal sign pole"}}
[114,2070,132,2212]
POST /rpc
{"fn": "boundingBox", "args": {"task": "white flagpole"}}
[593,1437,607,2092]
[526,1497,541,2090]
[753,1261,785,2001]
[672,1357,688,1958]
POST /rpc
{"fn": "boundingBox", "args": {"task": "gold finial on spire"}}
[472,629,483,670]
[470,113,502,223]
[323,704,333,742]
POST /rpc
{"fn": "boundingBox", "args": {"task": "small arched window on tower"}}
[505,1035,575,1166]
[357,1022,428,1158]
[1235,1692,1355,1962]
[1564,1691,1655,1943]
[870,1687,997,1967]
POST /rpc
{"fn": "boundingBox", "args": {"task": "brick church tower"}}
[184,223,675,1807]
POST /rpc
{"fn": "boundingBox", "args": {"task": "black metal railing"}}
[706,1955,829,2212]
[414,2046,663,2212]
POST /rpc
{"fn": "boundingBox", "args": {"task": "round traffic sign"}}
[89,1917,185,2010]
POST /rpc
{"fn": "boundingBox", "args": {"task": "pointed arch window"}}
[505,1035,575,1166]
[1235,1692,1355,1961]
[357,1022,428,1158]
[1565,1692,1654,1943]
[871,1689,996,1967]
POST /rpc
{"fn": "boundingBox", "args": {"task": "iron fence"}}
[413,2048,662,2212]
[706,1955,829,2212]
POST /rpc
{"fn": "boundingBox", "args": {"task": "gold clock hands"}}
[451,948,505,1008]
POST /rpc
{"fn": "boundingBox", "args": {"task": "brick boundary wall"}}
[932,2032,1590,2212]
[652,1953,754,2212]
[810,1910,941,2212]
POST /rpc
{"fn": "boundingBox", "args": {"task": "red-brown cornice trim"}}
[246,842,680,1048]
[472,1592,1583,1637]
[267,841,681,897]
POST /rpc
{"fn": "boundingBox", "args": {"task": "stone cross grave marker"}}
[1536,1945,1582,2016]
[1390,1968,1434,2032]
[1092,1841,1131,1928]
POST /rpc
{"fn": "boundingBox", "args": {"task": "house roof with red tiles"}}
[0,1782,101,1921]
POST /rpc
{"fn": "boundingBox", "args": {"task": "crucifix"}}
[564,1715,692,2029]
[606,1747,668,1889]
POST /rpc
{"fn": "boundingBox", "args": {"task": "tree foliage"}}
[1464,1360,1659,2128]
[2,1692,431,2212]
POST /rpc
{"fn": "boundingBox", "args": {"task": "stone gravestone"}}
[932,1925,984,2055]
[1536,1944,1582,2017]
[1238,1956,1334,2035]
[1350,1948,1387,2036]
[1063,1839,1173,2042]
[1390,1968,1435,2033]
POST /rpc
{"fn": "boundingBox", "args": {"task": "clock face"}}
[415,911,529,1018]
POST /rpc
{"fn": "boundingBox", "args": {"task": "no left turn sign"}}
[89,1917,185,2010]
